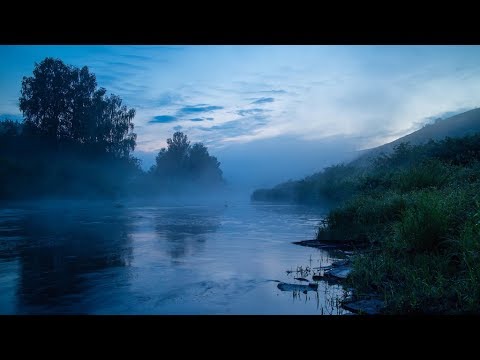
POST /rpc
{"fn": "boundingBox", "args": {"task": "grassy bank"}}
[323,136,480,313]
[255,134,480,313]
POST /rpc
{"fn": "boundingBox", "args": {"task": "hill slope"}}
[251,107,480,203]
[353,107,480,166]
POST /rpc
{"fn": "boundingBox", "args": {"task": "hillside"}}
[353,107,480,166]
[252,107,480,203]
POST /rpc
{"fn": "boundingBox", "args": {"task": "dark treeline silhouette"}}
[251,134,480,204]
[141,132,224,195]
[0,58,224,200]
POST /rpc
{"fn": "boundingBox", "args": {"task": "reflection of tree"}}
[153,208,220,260]
[0,206,133,313]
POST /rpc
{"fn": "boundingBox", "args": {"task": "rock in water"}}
[277,282,318,292]
[342,299,385,315]
[324,265,351,280]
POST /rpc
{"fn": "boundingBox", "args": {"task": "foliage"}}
[19,57,137,158]
[147,132,224,193]
[253,133,480,313]
[1,57,226,200]
[0,57,140,199]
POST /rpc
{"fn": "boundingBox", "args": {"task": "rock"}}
[312,275,323,281]
[277,282,318,292]
[324,265,351,280]
[292,239,367,250]
[294,277,309,282]
[331,259,350,267]
[292,239,354,250]
[308,283,318,290]
[342,299,385,315]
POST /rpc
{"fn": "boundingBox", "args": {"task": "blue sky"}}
[1,45,480,188]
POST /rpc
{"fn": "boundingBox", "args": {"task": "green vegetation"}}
[253,134,480,313]
[0,57,224,200]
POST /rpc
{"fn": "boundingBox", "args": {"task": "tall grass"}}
[252,134,480,312]
[305,136,480,313]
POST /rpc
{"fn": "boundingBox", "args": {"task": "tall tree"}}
[19,57,136,158]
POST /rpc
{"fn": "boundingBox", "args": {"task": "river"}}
[0,200,350,314]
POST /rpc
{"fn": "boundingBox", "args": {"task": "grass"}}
[254,134,480,313]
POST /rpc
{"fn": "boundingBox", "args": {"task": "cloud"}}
[105,62,146,72]
[157,92,184,107]
[237,108,267,116]
[178,105,223,115]
[259,90,287,94]
[422,107,471,124]
[190,117,215,122]
[149,115,177,123]
[197,114,270,141]
[119,53,156,62]
[251,97,274,104]
[199,120,242,132]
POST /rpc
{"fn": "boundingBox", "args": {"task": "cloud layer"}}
[2,45,480,187]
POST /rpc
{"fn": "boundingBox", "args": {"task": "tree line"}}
[0,58,224,200]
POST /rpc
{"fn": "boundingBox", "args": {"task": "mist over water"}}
[0,200,349,314]
[2,46,480,315]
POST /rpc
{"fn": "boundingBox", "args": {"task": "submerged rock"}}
[342,299,385,315]
[277,282,318,292]
[293,239,354,250]
[331,259,350,267]
[324,265,351,280]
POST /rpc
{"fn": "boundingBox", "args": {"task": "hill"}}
[251,107,480,203]
[353,107,480,166]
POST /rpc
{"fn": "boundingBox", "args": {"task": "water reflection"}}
[0,206,133,313]
[0,203,350,314]
[276,251,352,315]
[153,207,220,260]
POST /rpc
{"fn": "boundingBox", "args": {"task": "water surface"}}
[0,201,349,314]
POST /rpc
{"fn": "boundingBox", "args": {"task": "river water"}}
[0,200,350,314]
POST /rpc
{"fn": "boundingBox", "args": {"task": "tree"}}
[0,119,22,137]
[19,57,136,158]
[167,131,190,157]
[166,131,190,176]
[150,132,224,189]
[187,143,223,182]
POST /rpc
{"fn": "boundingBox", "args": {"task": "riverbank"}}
[292,240,385,314]
[312,184,480,312]
[274,135,480,314]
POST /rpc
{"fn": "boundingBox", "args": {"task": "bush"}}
[394,191,450,251]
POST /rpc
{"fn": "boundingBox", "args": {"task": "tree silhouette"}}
[187,143,223,183]
[19,57,136,158]
[150,132,224,190]
[0,57,140,199]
